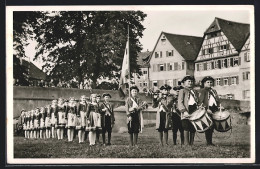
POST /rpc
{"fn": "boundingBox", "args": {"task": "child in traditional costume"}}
[86,94,100,146]
[29,110,34,138]
[76,95,88,143]
[39,107,46,139]
[125,86,147,146]
[66,97,77,142]
[50,99,58,139]
[199,76,220,146]
[33,108,40,139]
[100,93,115,146]
[45,104,52,139]
[57,98,67,140]
[153,84,174,146]
[178,76,199,146]
[95,94,102,144]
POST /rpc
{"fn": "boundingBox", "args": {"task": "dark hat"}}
[96,94,101,98]
[201,76,215,84]
[102,93,112,98]
[173,86,184,91]
[130,85,139,92]
[21,109,25,113]
[160,84,172,91]
[181,75,195,83]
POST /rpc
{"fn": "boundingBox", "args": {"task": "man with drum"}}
[178,76,198,146]
[172,86,184,145]
[198,76,220,146]
[153,84,174,146]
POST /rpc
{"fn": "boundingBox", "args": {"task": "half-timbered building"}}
[194,17,250,100]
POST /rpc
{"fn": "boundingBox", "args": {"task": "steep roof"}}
[137,51,152,67]
[21,59,46,80]
[163,32,203,61]
[205,17,250,51]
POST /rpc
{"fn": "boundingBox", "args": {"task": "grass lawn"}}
[14,124,250,158]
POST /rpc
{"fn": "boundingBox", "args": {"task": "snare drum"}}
[212,110,231,132]
[189,107,213,133]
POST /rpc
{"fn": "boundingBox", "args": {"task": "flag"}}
[118,40,130,98]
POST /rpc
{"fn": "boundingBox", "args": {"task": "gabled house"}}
[194,17,250,100]
[148,31,203,91]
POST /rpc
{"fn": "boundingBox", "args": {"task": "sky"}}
[139,9,251,52]
[22,6,252,68]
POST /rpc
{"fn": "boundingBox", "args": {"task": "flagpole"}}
[128,25,131,97]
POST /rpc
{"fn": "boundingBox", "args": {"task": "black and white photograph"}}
[6,5,254,164]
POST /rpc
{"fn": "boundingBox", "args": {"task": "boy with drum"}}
[153,84,174,146]
[125,85,147,146]
[172,86,184,145]
[178,75,198,146]
[198,76,220,146]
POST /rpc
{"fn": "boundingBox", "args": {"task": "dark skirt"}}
[128,112,140,134]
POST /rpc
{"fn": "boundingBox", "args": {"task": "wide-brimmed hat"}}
[173,86,184,91]
[102,93,112,98]
[160,84,172,91]
[130,85,139,92]
[201,76,215,84]
[181,75,195,83]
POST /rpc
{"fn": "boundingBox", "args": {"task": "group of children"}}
[152,75,220,146]
[20,93,115,146]
[20,75,220,147]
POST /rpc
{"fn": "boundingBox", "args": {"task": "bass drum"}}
[212,110,232,132]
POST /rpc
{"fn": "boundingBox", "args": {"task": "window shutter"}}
[157,64,160,72]
[204,63,207,70]
[236,76,239,84]
[244,53,247,62]
[230,58,234,67]
[152,64,155,72]
[220,78,223,86]
[228,77,231,85]
[243,90,245,99]
[172,50,174,56]
[238,57,241,65]
[196,64,199,71]
[214,78,217,86]
[174,62,178,70]
[166,51,168,57]
[160,51,162,57]
[173,79,176,86]
[167,63,170,71]
[164,63,166,71]
[243,72,245,80]
[218,60,221,69]
[226,44,230,50]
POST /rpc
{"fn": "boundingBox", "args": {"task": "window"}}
[218,60,221,69]
[182,62,185,70]
[169,64,173,71]
[159,64,164,71]
[220,45,227,51]
[230,58,234,67]
[224,59,227,68]
[231,77,237,85]
[207,62,210,70]
[143,82,147,87]
[208,48,214,54]
[203,62,207,70]
[234,57,239,66]
[139,82,143,87]
[143,70,147,74]
[160,51,162,58]
[227,58,230,67]
[155,52,159,58]
[244,52,250,62]
[196,64,199,71]
[221,60,225,68]
[167,50,174,57]
[243,90,250,99]
[199,63,202,71]
[174,62,178,71]
[153,81,158,87]
[243,71,250,80]
[224,78,228,86]
[211,61,215,69]
[161,39,166,45]
[216,78,220,86]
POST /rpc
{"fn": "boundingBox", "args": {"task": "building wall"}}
[149,33,190,91]
[134,67,149,93]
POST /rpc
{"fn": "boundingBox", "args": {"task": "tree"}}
[33,11,147,88]
[13,11,44,85]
